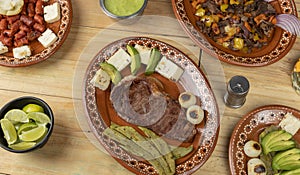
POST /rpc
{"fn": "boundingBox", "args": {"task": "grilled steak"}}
[110,76,196,141]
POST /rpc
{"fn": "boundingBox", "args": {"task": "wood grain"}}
[0,0,299,174]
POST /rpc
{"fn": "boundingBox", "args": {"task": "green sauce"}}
[104,0,144,17]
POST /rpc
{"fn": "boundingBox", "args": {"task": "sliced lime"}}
[17,122,38,135]
[19,125,47,142]
[22,104,44,113]
[27,112,51,125]
[4,109,28,124]
[9,141,36,150]
[0,118,17,144]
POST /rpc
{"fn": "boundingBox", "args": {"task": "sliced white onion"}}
[276,14,300,36]
[264,0,275,2]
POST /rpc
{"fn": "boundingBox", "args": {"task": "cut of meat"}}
[110,75,196,142]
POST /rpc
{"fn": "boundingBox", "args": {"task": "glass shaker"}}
[224,75,250,108]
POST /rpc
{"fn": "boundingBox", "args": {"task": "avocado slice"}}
[269,140,295,153]
[267,131,293,148]
[273,148,300,168]
[277,160,300,171]
[127,45,141,75]
[276,153,300,167]
[100,62,122,85]
[280,168,300,175]
[261,130,285,154]
[145,48,162,75]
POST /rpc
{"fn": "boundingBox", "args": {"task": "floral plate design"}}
[0,0,72,67]
[172,0,297,67]
[83,37,220,174]
[229,105,300,175]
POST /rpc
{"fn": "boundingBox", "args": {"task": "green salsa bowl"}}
[100,0,148,19]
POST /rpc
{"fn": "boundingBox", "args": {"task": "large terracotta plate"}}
[83,37,220,174]
[229,105,300,175]
[172,0,298,67]
[0,0,72,67]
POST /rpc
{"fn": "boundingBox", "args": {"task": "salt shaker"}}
[224,75,250,108]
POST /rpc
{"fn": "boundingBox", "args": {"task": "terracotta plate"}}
[0,0,72,67]
[229,105,300,175]
[83,37,220,174]
[172,0,297,67]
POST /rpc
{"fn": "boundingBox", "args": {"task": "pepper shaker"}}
[224,75,250,108]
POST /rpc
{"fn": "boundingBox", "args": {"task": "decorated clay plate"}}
[0,0,72,67]
[229,105,300,175]
[83,37,220,174]
[172,0,297,66]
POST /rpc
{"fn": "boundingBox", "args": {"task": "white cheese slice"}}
[38,28,58,48]
[134,44,151,65]
[279,113,300,135]
[13,45,31,59]
[107,48,131,72]
[155,56,184,81]
[0,41,8,54]
[44,2,61,23]
[90,69,111,91]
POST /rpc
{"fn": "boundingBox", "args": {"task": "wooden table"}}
[0,0,299,174]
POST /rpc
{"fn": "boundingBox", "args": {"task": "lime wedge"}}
[19,125,47,142]
[27,112,51,125]
[4,109,28,124]
[22,104,44,113]
[9,141,36,150]
[17,122,38,135]
[0,118,17,144]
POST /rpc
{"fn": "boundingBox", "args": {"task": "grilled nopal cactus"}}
[292,58,300,94]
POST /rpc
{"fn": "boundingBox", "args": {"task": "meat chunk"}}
[110,76,196,141]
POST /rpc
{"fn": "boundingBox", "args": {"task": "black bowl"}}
[0,96,54,153]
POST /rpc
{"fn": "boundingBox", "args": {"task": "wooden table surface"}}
[0,0,300,174]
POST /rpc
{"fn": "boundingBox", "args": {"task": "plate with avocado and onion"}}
[229,105,300,175]
[82,37,220,175]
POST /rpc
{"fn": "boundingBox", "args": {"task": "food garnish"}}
[107,48,131,71]
[275,14,300,36]
[38,28,58,48]
[261,130,294,155]
[247,158,267,175]
[90,69,111,91]
[91,43,185,91]
[155,56,184,82]
[0,0,24,16]
[0,104,50,150]
[99,62,122,85]
[0,41,8,54]
[279,113,300,135]
[43,2,60,23]
[178,91,196,108]
[134,44,151,65]
[191,0,277,53]
[12,45,31,59]
[103,123,193,175]
[186,105,204,125]
[145,48,162,75]
[127,44,141,75]
[244,140,262,158]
